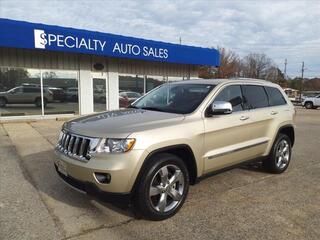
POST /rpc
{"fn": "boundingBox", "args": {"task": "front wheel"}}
[134,153,189,220]
[0,97,6,107]
[263,134,292,174]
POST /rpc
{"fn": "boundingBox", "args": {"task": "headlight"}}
[95,138,136,153]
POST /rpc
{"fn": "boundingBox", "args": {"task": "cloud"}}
[0,0,319,77]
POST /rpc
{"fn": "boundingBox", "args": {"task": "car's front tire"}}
[263,133,292,174]
[134,153,189,220]
[0,97,6,107]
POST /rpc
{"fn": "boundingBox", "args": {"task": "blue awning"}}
[0,18,220,66]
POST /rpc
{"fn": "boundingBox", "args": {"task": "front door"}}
[203,84,255,173]
[6,86,24,103]
[92,73,108,112]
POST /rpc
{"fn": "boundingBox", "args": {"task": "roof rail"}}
[229,77,270,82]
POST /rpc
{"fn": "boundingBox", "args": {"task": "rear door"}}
[240,84,274,157]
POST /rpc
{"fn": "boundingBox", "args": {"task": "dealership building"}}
[0,18,219,120]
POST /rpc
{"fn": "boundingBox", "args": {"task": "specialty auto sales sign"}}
[0,18,220,66]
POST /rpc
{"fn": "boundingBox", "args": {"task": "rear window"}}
[264,86,287,106]
[242,85,269,109]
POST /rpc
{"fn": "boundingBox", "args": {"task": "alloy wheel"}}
[149,164,185,213]
[275,139,290,169]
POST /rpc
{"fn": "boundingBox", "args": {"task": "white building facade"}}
[0,19,219,120]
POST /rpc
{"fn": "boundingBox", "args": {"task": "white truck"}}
[302,94,320,109]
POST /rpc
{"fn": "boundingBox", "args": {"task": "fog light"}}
[94,172,111,184]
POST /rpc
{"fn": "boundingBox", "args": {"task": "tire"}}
[134,153,189,220]
[305,102,313,109]
[263,133,292,174]
[35,98,47,108]
[0,97,6,107]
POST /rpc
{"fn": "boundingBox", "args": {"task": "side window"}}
[214,85,243,112]
[265,86,287,106]
[242,85,269,109]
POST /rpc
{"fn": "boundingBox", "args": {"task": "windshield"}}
[132,83,215,114]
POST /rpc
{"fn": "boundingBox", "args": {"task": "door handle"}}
[239,116,250,121]
[271,111,278,115]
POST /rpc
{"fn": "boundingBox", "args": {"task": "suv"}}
[54,79,295,220]
[302,94,320,109]
[0,86,53,107]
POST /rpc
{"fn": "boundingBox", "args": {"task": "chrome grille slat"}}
[79,139,87,157]
[56,131,99,162]
[64,134,70,149]
[61,133,66,146]
[68,136,75,152]
[73,137,80,154]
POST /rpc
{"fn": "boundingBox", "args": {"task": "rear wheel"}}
[0,97,6,107]
[35,97,47,108]
[263,134,292,174]
[134,153,189,220]
[305,102,313,109]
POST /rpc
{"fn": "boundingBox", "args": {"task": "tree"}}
[199,47,240,79]
[215,47,241,78]
[241,53,277,80]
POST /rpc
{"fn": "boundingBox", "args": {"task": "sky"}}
[0,0,319,78]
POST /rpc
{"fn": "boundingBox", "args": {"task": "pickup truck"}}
[302,95,320,109]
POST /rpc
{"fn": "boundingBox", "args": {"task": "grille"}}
[56,131,99,162]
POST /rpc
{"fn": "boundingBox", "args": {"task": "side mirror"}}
[210,101,233,115]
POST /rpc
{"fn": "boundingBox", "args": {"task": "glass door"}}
[92,73,108,112]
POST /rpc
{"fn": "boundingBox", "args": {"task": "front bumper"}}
[54,147,148,194]
[54,165,131,205]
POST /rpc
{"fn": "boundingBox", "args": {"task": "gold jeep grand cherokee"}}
[55,78,295,220]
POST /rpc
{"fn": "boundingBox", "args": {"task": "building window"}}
[42,70,79,115]
[0,67,42,116]
[0,67,79,117]
[119,74,144,95]
[146,75,167,93]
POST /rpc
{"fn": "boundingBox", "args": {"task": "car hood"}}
[64,108,185,138]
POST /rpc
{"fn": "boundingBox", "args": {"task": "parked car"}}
[120,91,142,104]
[54,79,295,220]
[46,87,66,102]
[302,94,320,109]
[94,89,129,108]
[0,86,53,107]
[66,87,78,102]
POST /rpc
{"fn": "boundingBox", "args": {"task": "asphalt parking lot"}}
[0,107,319,240]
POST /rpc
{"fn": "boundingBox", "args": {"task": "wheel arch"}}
[276,124,295,147]
[131,144,198,195]
[0,96,8,102]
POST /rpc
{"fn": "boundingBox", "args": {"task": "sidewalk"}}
[0,125,62,240]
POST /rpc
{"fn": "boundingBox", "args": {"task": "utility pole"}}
[300,61,305,100]
[284,58,287,80]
